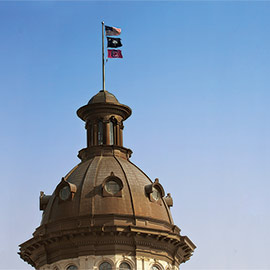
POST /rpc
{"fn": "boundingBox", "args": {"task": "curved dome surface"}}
[19,89,196,269]
[41,155,173,231]
[88,90,120,104]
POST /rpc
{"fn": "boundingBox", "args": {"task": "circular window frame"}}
[59,186,71,201]
[66,264,79,270]
[105,180,121,195]
[145,178,165,204]
[55,177,77,203]
[102,172,123,197]
[150,264,163,270]
[150,186,162,202]
[98,261,113,270]
[119,261,132,270]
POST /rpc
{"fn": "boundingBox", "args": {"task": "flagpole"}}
[102,21,105,91]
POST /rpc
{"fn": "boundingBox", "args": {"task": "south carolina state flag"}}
[108,49,123,58]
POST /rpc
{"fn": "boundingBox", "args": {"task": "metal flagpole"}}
[102,21,105,91]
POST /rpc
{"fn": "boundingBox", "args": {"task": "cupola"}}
[77,90,132,161]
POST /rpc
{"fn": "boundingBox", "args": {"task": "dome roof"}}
[19,90,196,269]
[41,154,173,231]
[88,90,120,105]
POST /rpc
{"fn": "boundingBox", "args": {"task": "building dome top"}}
[39,90,173,231]
[88,90,120,105]
[19,90,196,269]
[40,155,173,230]
[77,90,131,122]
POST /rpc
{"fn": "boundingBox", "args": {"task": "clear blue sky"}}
[0,1,270,270]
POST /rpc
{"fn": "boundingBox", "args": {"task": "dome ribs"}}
[19,89,196,269]
[129,160,174,225]
[90,156,103,220]
[77,158,95,216]
[113,156,136,226]
[94,156,133,217]
[116,158,173,227]
[43,160,92,224]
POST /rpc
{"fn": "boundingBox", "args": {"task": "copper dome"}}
[88,90,120,104]
[19,90,195,269]
[41,155,173,229]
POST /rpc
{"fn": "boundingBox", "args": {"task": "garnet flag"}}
[107,37,122,48]
[108,49,123,58]
[105,25,121,36]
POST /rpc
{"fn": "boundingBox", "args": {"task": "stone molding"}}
[40,254,180,270]
[77,103,131,123]
[78,146,133,161]
[19,223,195,269]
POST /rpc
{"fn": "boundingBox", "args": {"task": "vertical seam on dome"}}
[44,163,81,225]
[78,159,95,215]
[64,164,80,180]
[44,191,57,225]
[113,156,137,226]
[91,155,103,222]
[127,160,153,183]
[127,160,174,225]
[162,196,174,225]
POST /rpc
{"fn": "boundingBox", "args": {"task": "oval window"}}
[152,187,161,201]
[59,186,71,201]
[120,262,131,270]
[67,265,78,270]
[151,266,161,270]
[105,180,121,195]
[99,262,112,270]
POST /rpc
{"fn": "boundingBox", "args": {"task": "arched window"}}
[66,265,78,270]
[120,262,131,270]
[89,123,94,146]
[99,262,112,270]
[151,265,161,270]
[109,120,114,145]
[98,121,103,145]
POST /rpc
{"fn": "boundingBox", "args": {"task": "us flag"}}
[105,25,121,36]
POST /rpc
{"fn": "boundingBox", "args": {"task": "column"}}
[116,122,120,146]
[119,122,124,146]
[93,123,98,146]
[105,121,110,145]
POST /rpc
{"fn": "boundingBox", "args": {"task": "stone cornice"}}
[77,103,132,122]
[78,146,133,161]
[19,224,195,269]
